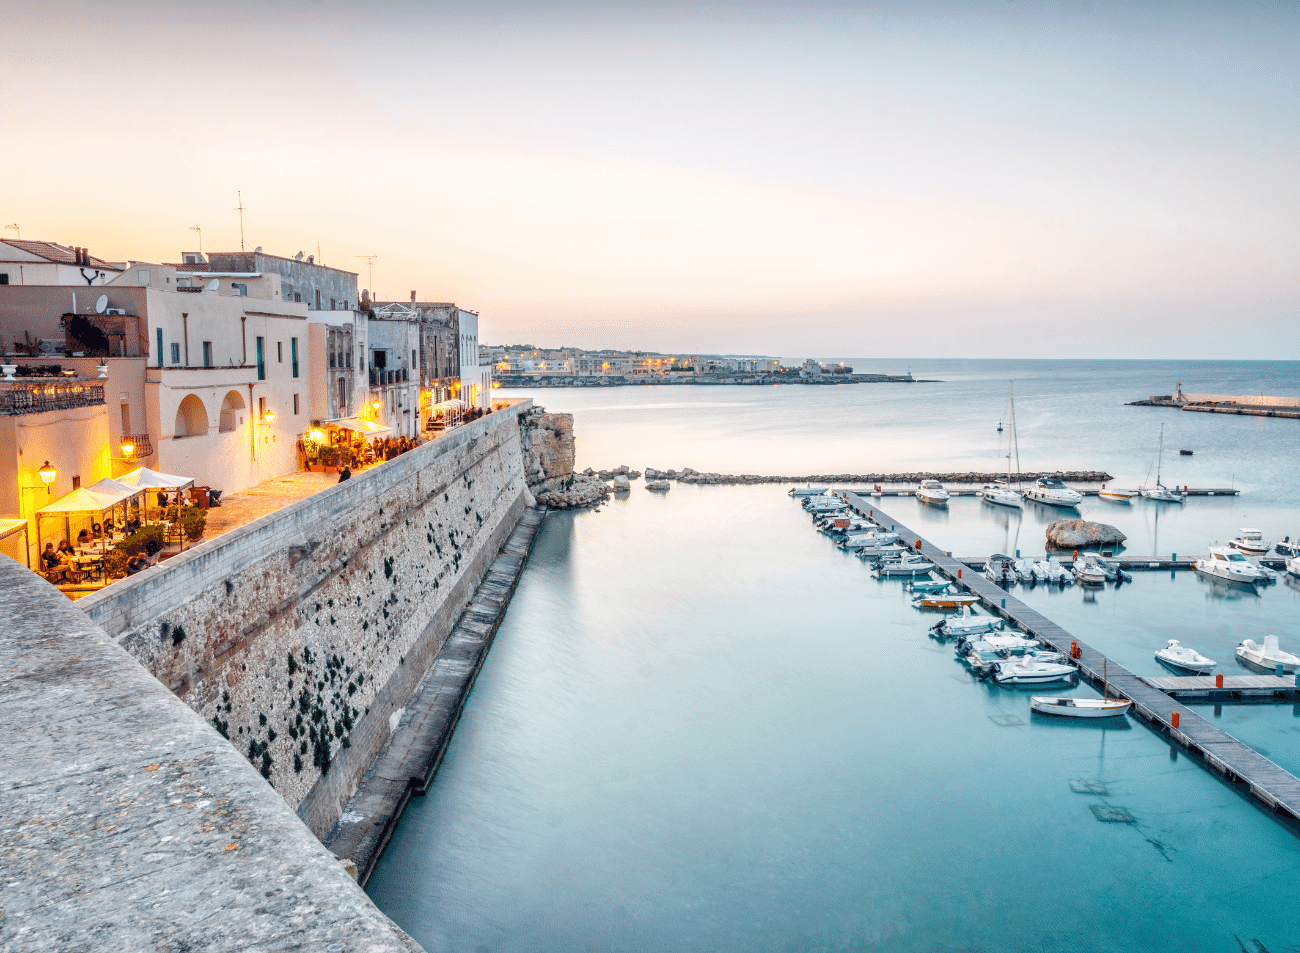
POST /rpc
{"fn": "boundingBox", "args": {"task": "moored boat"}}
[1097,485,1136,503]
[1154,640,1216,674]
[1275,536,1300,557]
[873,553,934,577]
[931,606,1004,638]
[1236,635,1300,673]
[1195,546,1268,586]
[1228,528,1271,556]
[1140,424,1185,502]
[1023,477,1083,508]
[913,591,980,609]
[992,657,1078,686]
[1288,555,1300,578]
[984,554,1018,587]
[789,485,829,497]
[1072,553,1108,586]
[1030,696,1131,718]
[915,480,950,506]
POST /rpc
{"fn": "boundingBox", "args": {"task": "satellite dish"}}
[207,279,220,291]
[94,294,108,314]
[254,246,263,254]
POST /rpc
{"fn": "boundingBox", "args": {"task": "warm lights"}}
[38,461,56,486]
[119,440,136,459]
[310,428,326,444]
[262,409,276,424]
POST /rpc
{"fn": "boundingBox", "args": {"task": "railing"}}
[368,368,409,386]
[0,380,105,416]
[121,433,154,457]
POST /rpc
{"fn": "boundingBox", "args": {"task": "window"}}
[315,289,321,310]
[343,300,349,311]
[258,396,265,417]
[256,337,265,381]
[294,293,301,303]
[412,349,417,370]
[120,403,131,433]
[345,349,351,368]
[231,282,247,296]
[337,378,345,410]
[156,328,164,368]
[0,273,8,285]
[277,341,283,363]
[293,393,299,415]
[170,342,180,365]
[291,337,299,378]
[202,341,213,368]
[330,298,336,311]
[329,351,336,368]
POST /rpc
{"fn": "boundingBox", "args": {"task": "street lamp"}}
[119,440,136,460]
[262,409,276,424]
[38,461,56,492]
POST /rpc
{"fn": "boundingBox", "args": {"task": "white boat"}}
[1288,556,1300,578]
[984,554,1018,587]
[1246,557,1278,584]
[1030,696,1132,718]
[1154,640,1216,674]
[1041,556,1073,584]
[915,480,950,505]
[957,632,1041,654]
[1275,537,1300,557]
[1236,635,1300,674]
[1014,558,1037,582]
[913,591,980,609]
[645,479,671,491]
[1072,553,1108,586]
[981,483,1023,508]
[789,485,829,497]
[1023,477,1083,508]
[803,497,846,512]
[873,553,934,577]
[992,657,1078,685]
[1028,559,1051,583]
[1228,529,1271,556]
[931,606,1004,638]
[1195,546,1268,586]
[982,384,1025,508]
[1097,485,1136,503]
[1139,424,1185,502]
[839,531,899,550]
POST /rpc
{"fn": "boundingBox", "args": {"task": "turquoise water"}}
[370,361,1300,950]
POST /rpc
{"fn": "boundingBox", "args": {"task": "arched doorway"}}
[174,394,208,438]
[219,390,246,433]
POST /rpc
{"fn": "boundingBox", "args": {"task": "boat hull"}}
[1154,652,1215,675]
[1030,697,1132,718]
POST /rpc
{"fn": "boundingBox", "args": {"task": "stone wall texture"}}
[79,401,540,837]
[519,407,575,494]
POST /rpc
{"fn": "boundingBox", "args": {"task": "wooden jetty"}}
[846,486,1239,497]
[844,492,1300,826]
[1141,675,1300,700]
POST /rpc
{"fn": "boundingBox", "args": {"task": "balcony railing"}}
[0,380,105,416]
[369,368,409,386]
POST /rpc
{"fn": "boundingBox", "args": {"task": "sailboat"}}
[982,384,1023,508]
[1140,425,1186,502]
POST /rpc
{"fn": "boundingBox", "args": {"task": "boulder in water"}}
[1046,519,1127,549]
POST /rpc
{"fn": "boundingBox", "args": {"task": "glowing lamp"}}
[38,460,56,487]
[310,428,326,444]
[262,409,276,424]
[119,440,136,459]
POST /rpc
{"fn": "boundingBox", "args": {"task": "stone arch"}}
[174,393,208,438]
[219,390,246,433]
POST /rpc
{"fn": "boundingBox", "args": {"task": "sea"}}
[368,359,1300,952]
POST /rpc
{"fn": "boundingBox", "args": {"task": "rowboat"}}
[1030,696,1132,718]
[913,592,980,609]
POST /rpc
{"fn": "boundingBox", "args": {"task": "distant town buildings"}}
[485,346,850,381]
[0,236,494,569]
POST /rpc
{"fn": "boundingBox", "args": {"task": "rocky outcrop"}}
[1046,519,1127,549]
[583,465,642,481]
[519,407,609,509]
[534,474,610,510]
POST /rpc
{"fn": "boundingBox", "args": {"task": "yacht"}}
[1154,640,1216,675]
[1228,529,1271,556]
[1140,424,1185,502]
[1072,553,1108,586]
[1023,477,1083,508]
[872,552,934,577]
[915,480,950,505]
[982,384,1024,507]
[1236,635,1300,674]
[981,482,1023,508]
[1195,546,1268,586]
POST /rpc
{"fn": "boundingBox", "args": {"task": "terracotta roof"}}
[1,239,116,268]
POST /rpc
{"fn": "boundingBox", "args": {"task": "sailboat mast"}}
[1156,424,1164,487]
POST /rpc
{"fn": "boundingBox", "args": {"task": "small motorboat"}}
[1041,556,1073,585]
[645,479,671,491]
[1031,696,1132,718]
[1288,555,1300,578]
[839,530,900,550]
[1023,477,1083,508]
[1073,553,1108,586]
[984,554,1018,588]
[931,606,1004,638]
[915,480,950,506]
[1179,449,1193,455]
[1236,635,1300,674]
[1097,485,1136,503]
[804,498,847,512]
[1228,529,1271,556]
[981,482,1022,509]
[1027,559,1051,584]
[874,553,934,577]
[1154,640,1216,674]
[1275,537,1300,557]
[789,485,830,497]
[1247,557,1278,584]
[1195,546,1268,586]
[913,592,980,609]
[992,657,1078,686]
[908,580,952,594]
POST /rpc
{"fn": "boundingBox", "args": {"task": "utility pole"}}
[189,225,202,256]
[355,255,377,297]
[4,224,19,240]
[233,191,246,251]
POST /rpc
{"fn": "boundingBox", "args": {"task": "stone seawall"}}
[79,401,536,838]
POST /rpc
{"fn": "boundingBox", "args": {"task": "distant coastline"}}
[495,372,936,388]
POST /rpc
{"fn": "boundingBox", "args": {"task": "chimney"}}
[410,290,417,303]
[74,247,83,265]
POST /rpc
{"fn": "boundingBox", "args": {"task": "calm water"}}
[370,360,1300,951]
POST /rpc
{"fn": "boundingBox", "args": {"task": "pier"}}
[849,486,1239,497]
[844,493,1300,827]
[1141,675,1300,701]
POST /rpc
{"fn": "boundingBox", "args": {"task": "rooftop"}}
[0,240,117,268]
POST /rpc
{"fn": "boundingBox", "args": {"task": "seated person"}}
[126,517,141,534]
[126,553,150,575]
[41,542,63,573]
[76,529,91,547]
[91,522,103,538]
[57,540,76,560]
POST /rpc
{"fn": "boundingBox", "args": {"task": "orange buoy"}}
[1172,712,1180,729]
[1216,673,1224,688]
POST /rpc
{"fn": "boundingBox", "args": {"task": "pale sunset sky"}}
[3,0,1298,357]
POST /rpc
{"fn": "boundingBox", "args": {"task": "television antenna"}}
[4,224,18,240]
[355,255,377,295]
[233,191,246,251]
[189,225,202,255]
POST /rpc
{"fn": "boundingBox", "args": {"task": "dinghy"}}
[1030,696,1132,718]
[1236,635,1300,674]
[1154,640,1216,674]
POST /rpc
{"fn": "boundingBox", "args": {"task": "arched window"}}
[174,393,208,438]
[219,390,245,433]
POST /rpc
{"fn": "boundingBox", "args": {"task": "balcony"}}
[369,368,409,386]
[0,379,105,416]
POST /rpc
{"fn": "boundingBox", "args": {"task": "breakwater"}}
[1128,392,1300,419]
[77,401,570,840]
[629,467,1113,486]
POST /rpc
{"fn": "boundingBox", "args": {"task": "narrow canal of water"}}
[368,483,1300,952]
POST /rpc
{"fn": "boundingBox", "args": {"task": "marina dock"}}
[844,493,1300,827]
[1140,675,1300,700]
[849,486,1239,497]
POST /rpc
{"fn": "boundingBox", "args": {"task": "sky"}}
[3,0,1298,358]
